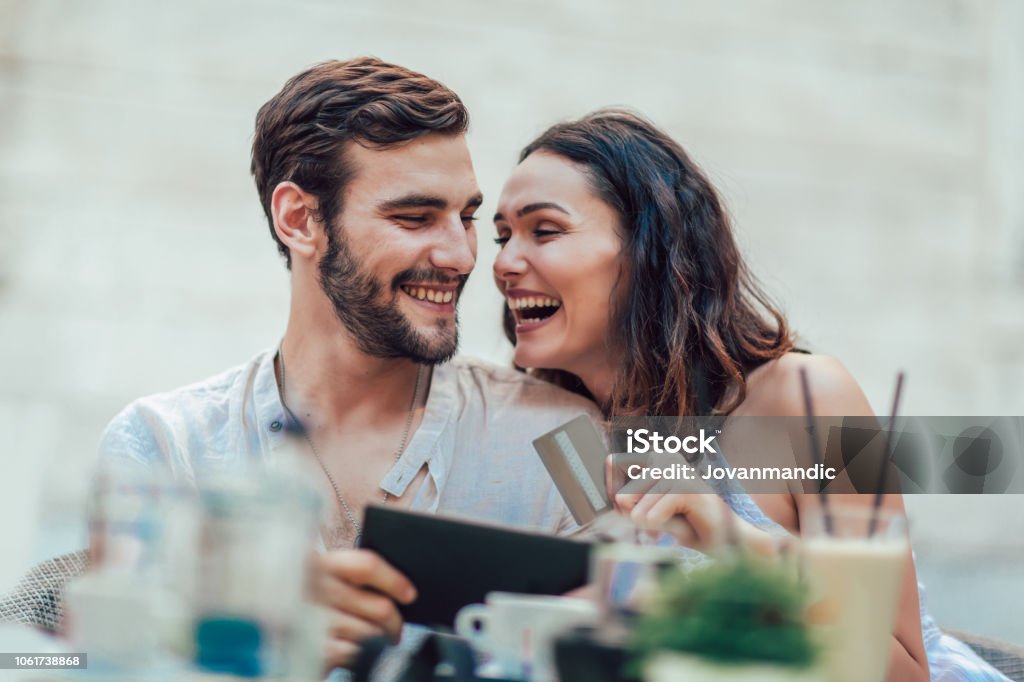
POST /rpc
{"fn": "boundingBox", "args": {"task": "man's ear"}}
[271,182,322,263]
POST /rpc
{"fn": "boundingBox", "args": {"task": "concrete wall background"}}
[1,0,1022,642]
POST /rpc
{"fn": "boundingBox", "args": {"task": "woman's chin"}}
[512,349,538,369]
[512,345,560,372]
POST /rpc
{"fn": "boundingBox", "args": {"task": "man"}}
[95,57,598,670]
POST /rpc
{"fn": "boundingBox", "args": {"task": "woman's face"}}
[493,151,625,374]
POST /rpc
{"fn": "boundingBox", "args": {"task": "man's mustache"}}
[392,268,470,293]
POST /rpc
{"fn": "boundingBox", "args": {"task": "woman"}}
[492,110,1007,681]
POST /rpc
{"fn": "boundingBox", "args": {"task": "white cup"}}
[455,592,598,681]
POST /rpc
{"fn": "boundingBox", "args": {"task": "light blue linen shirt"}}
[97,349,603,681]
[97,349,600,536]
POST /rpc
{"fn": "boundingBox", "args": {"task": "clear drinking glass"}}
[800,501,909,682]
[589,531,679,628]
[71,461,199,669]
[193,466,320,677]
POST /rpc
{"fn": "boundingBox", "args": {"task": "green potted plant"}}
[630,555,822,682]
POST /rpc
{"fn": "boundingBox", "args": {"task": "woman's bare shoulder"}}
[736,353,873,417]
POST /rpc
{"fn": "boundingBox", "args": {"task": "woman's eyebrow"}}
[494,202,570,223]
[518,202,569,217]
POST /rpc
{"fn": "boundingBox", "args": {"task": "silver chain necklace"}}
[277,347,424,545]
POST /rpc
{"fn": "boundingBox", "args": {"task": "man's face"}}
[318,133,481,364]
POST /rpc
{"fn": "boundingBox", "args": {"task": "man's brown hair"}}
[251,57,470,267]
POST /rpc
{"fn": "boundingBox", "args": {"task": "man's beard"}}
[317,226,467,364]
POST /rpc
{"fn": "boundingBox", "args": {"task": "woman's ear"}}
[271,181,321,264]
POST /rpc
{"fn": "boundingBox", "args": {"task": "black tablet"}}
[358,506,593,628]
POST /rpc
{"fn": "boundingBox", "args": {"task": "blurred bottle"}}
[192,458,322,678]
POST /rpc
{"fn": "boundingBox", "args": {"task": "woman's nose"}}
[493,238,527,283]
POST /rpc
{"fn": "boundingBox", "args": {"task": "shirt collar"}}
[253,348,287,457]
[380,361,455,499]
[253,346,455,499]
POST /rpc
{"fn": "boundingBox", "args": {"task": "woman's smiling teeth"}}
[401,285,454,304]
[509,296,562,324]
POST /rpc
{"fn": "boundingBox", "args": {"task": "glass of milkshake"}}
[800,501,909,682]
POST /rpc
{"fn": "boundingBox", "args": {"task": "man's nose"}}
[430,216,476,275]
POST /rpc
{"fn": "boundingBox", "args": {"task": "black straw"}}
[868,372,905,537]
[798,368,833,535]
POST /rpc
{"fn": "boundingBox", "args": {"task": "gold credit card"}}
[533,414,611,525]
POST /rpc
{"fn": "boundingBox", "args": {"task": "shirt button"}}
[270,420,283,432]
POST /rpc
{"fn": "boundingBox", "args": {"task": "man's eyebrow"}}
[494,202,570,223]
[463,193,484,211]
[377,194,449,212]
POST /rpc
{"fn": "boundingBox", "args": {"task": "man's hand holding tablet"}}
[311,507,591,669]
[312,549,417,668]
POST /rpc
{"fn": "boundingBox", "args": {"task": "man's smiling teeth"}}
[401,285,454,304]
[509,296,562,310]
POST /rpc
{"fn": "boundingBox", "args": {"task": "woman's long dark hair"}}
[503,109,794,417]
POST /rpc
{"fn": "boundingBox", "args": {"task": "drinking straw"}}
[798,367,833,535]
[868,372,905,537]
